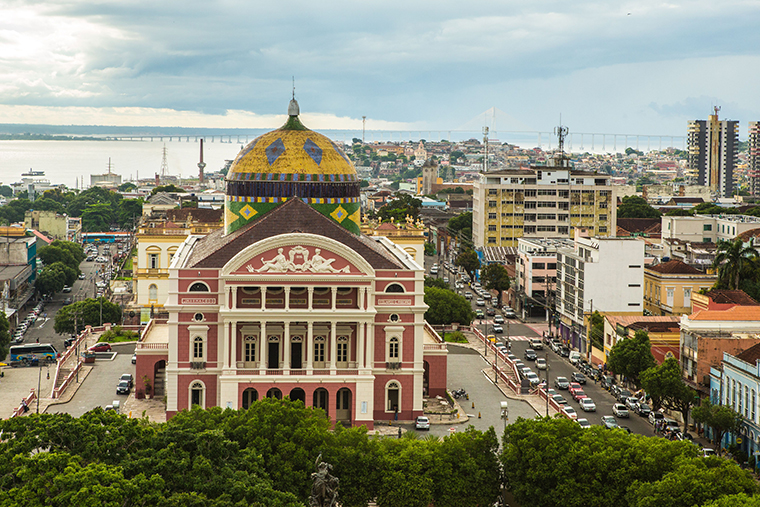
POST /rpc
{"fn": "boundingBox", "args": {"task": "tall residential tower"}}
[749,121,760,196]
[687,108,739,198]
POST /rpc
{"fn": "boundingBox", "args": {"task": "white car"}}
[535,358,547,370]
[562,406,578,419]
[476,299,485,306]
[577,418,592,429]
[525,372,541,386]
[415,416,430,430]
[579,398,597,412]
[493,315,505,324]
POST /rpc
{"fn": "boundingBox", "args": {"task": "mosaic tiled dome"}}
[225,99,361,235]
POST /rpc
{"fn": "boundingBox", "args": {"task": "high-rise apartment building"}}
[749,121,760,196]
[687,108,739,198]
[472,155,616,248]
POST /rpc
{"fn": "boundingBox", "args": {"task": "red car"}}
[568,382,583,396]
[572,389,588,402]
[88,342,112,352]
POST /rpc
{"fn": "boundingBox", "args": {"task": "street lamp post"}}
[545,362,550,417]
[500,400,509,432]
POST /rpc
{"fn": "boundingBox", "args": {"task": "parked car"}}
[116,380,131,395]
[552,394,568,406]
[577,418,592,429]
[524,349,537,361]
[625,397,639,411]
[636,403,652,417]
[571,372,587,384]
[525,372,541,386]
[486,307,495,316]
[617,389,633,403]
[648,412,665,425]
[568,351,581,364]
[503,310,517,319]
[559,346,570,357]
[464,292,473,300]
[572,389,587,402]
[88,342,112,352]
[119,373,134,388]
[579,398,597,412]
[613,404,630,418]
[415,416,430,430]
[601,375,616,390]
[562,406,578,419]
[554,377,569,390]
[601,415,619,429]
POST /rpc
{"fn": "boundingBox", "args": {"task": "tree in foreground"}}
[606,329,656,388]
[54,298,122,334]
[692,398,744,455]
[0,311,10,360]
[455,249,480,281]
[424,287,474,325]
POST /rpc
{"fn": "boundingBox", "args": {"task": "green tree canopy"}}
[606,329,656,388]
[666,208,693,216]
[38,243,81,273]
[424,277,449,289]
[54,298,122,334]
[424,287,475,325]
[0,311,10,361]
[151,184,184,196]
[28,196,65,213]
[692,398,744,455]
[82,202,116,232]
[67,186,122,217]
[0,198,32,224]
[377,193,422,222]
[35,264,68,295]
[118,182,138,192]
[588,310,604,349]
[0,185,12,197]
[641,357,699,427]
[713,238,759,290]
[480,263,511,306]
[117,198,143,230]
[454,249,479,281]
[617,195,662,219]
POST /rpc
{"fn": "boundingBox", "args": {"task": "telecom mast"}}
[160,144,169,183]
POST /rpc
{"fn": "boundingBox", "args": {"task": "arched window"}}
[389,337,399,360]
[266,388,282,400]
[385,283,405,293]
[244,335,257,363]
[242,388,258,409]
[189,282,209,292]
[149,284,158,301]
[193,337,204,360]
[190,381,205,408]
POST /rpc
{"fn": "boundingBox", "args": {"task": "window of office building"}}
[488,224,497,231]
[488,213,497,220]
[488,237,497,244]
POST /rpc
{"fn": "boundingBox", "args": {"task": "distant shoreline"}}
[0,134,106,141]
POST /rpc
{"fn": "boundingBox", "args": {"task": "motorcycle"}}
[452,388,467,399]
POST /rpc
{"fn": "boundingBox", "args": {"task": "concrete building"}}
[472,154,616,248]
[680,306,760,394]
[514,238,573,324]
[687,111,739,198]
[643,260,717,316]
[556,230,645,356]
[24,210,69,240]
[0,228,37,312]
[134,101,447,427]
[661,214,760,245]
[750,122,760,196]
[602,315,680,363]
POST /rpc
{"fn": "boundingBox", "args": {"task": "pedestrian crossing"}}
[500,336,532,342]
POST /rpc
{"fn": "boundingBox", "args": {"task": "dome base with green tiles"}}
[225,99,360,235]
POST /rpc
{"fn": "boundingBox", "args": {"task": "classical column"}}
[330,321,337,374]
[230,321,238,369]
[367,323,375,370]
[284,287,291,311]
[231,286,237,310]
[306,321,313,374]
[308,287,314,310]
[223,320,231,370]
[358,321,366,370]
[331,287,338,311]
[226,286,233,310]
[283,321,290,373]
[261,286,267,310]
[359,287,366,310]
[259,321,267,372]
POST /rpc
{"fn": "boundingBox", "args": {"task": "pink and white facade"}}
[135,199,447,429]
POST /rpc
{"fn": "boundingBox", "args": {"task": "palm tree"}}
[713,238,759,290]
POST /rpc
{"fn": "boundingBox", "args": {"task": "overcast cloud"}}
[0,0,758,138]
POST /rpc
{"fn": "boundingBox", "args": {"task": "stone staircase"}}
[153,367,166,397]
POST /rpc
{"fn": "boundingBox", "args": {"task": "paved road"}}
[47,342,136,417]
[401,346,538,438]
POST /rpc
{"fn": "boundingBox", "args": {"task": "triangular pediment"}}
[233,244,358,275]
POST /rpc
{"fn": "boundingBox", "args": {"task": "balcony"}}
[386,361,402,370]
[190,361,206,370]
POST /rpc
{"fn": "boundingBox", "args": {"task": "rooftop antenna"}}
[292,76,295,100]
[362,116,367,143]
[554,116,568,154]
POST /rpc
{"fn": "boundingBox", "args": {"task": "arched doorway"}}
[266,387,282,400]
[289,387,306,404]
[153,360,166,397]
[313,387,329,416]
[336,387,351,425]
[242,388,258,409]
[190,381,205,408]
[387,381,400,413]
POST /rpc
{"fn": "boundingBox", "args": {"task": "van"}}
[568,351,581,364]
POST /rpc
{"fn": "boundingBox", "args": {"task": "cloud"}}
[0,0,758,135]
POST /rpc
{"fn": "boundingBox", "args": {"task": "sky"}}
[1,0,759,140]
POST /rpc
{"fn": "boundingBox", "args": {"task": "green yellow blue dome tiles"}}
[225,197,360,235]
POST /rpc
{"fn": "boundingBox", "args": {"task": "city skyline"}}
[1,1,759,136]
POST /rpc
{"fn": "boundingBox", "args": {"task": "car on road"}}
[62,286,72,293]
[571,372,586,384]
[116,380,131,395]
[529,338,543,350]
[493,315,505,324]
[119,373,134,388]
[663,419,680,432]
[636,403,652,417]
[562,406,578,419]
[579,398,596,412]
[78,273,86,280]
[415,416,430,430]
[552,394,568,406]
[648,412,665,425]
[476,299,485,306]
[492,324,503,333]
[613,404,630,418]
[601,415,619,429]
[572,389,587,402]
[63,297,73,305]
[535,358,547,370]
[475,309,484,319]
[525,372,541,386]
[524,349,537,361]
[569,351,581,364]
[616,389,632,403]
[625,397,639,411]
[464,292,473,300]
[486,307,495,316]
[559,346,570,357]
[554,377,569,390]
[577,418,592,429]
[89,342,112,352]
[503,309,517,319]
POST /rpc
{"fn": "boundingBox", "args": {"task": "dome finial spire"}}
[288,76,300,116]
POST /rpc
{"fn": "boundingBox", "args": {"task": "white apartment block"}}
[514,238,574,320]
[556,230,645,355]
[661,214,760,244]
[472,156,616,248]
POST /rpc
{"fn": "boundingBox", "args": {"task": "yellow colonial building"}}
[360,216,426,266]
[643,259,717,316]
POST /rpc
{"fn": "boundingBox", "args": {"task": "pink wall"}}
[372,373,421,421]
[424,355,447,397]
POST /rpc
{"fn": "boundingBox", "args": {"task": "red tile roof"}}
[688,305,760,321]
[647,259,705,275]
[704,289,760,306]
[736,342,760,365]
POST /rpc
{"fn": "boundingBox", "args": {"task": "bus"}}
[8,344,59,366]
